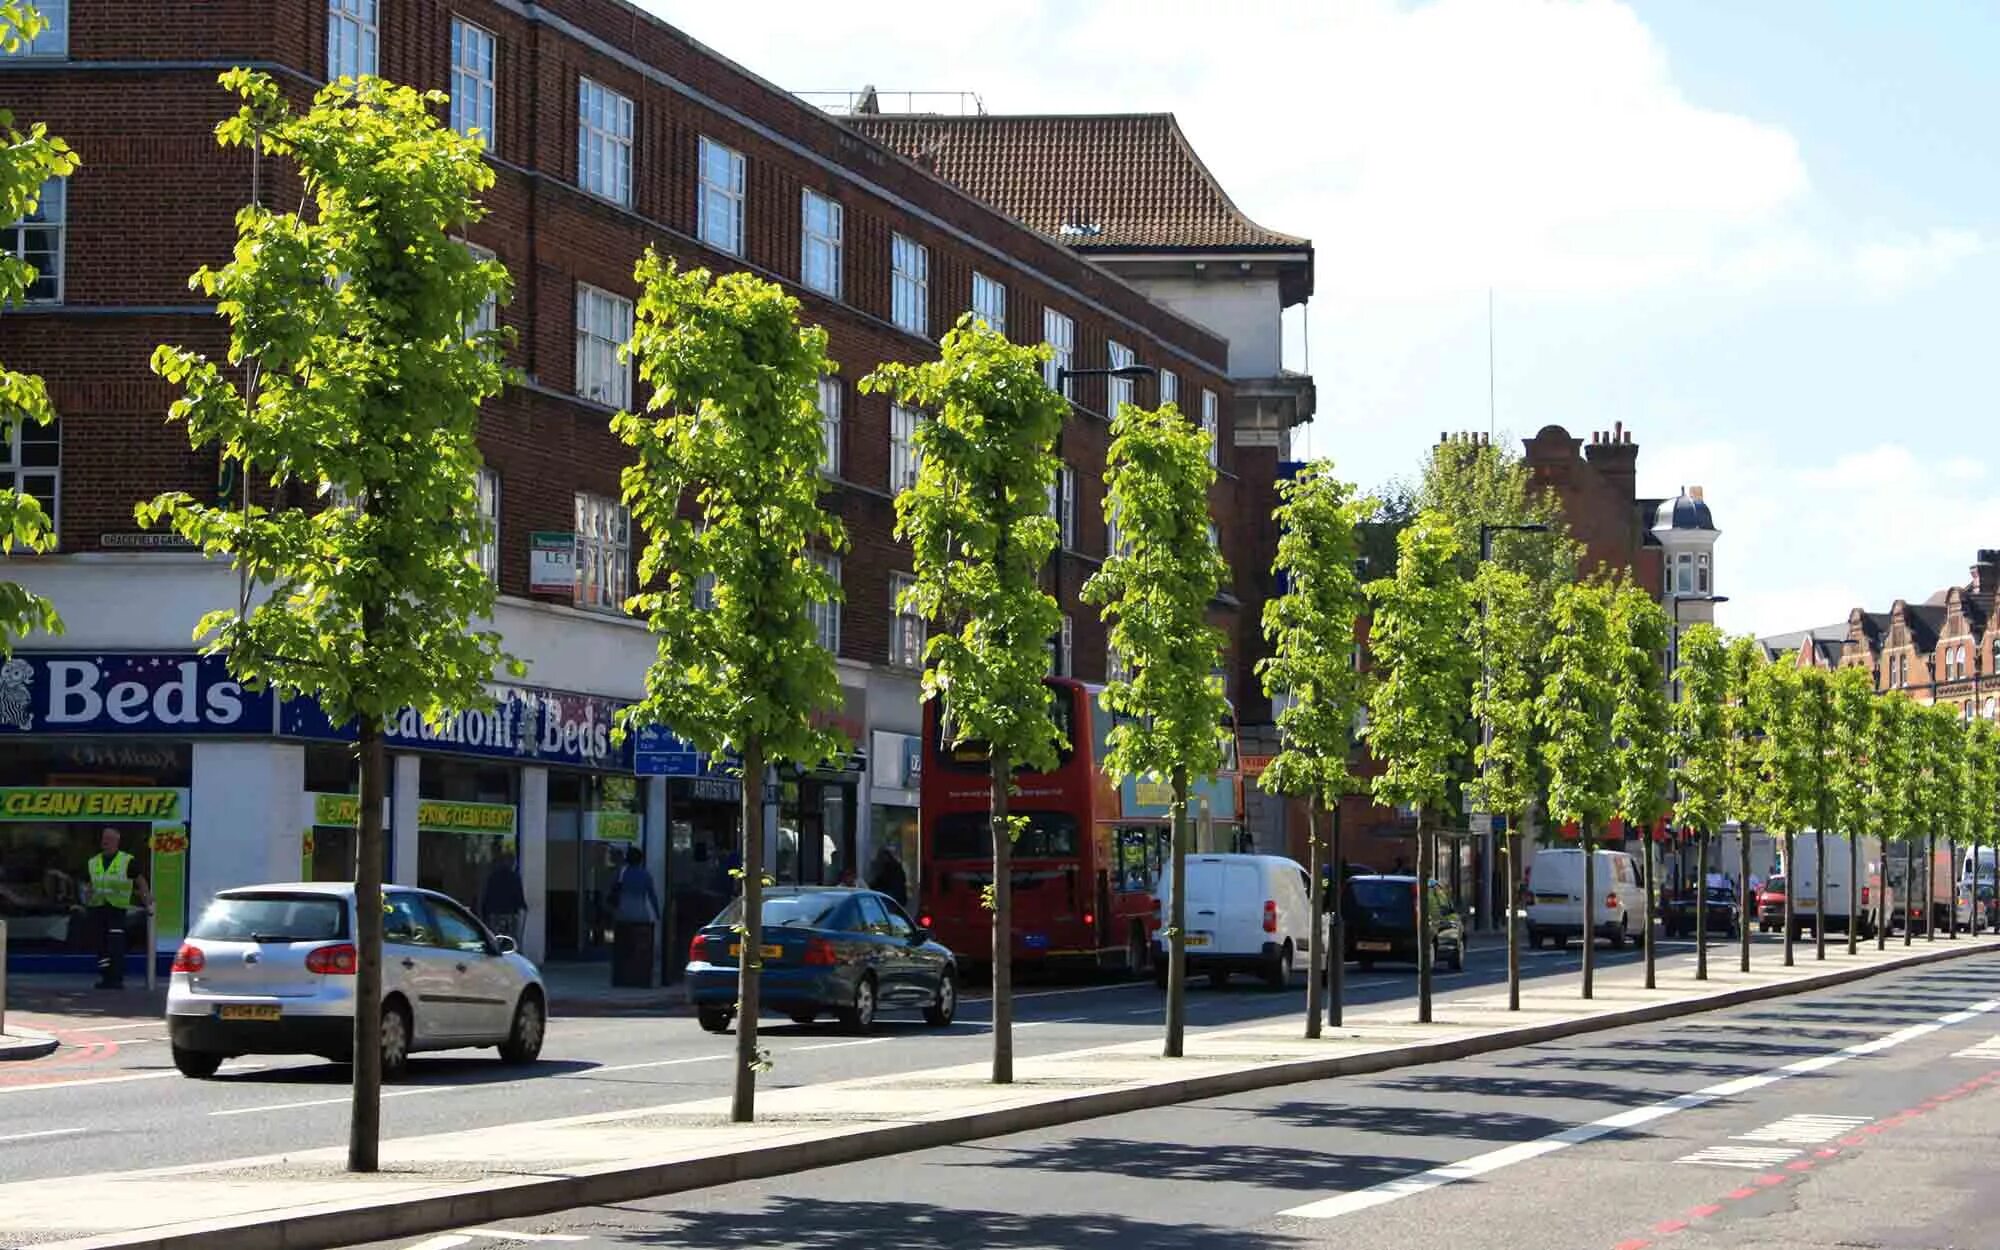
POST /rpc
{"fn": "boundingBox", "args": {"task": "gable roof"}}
[1759,623,1849,659]
[844,113,1308,254]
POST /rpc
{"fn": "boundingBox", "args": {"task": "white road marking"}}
[793,1038,891,1052]
[0,1062,266,1096]
[1678,1144,1804,1169]
[583,1054,726,1075]
[0,1127,88,1144]
[397,1237,472,1250]
[64,1021,169,1033]
[1951,1034,2000,1059]
[1733,1113,1871,1144]
[1278,994,2000,1220]
[210,1084,460,1118]
[457,1231,587,1242]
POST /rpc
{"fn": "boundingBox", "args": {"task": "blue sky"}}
[647,0,1997,636]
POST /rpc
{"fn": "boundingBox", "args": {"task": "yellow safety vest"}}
[89,851,134,909]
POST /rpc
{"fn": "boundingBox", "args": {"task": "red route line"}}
[0,1023,134,1087]
[1607,1065,2000,1250]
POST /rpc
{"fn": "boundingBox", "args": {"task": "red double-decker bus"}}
[916,677,1243,975]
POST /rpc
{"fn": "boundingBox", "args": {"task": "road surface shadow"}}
[1499,1053,1772,1080]
[1605,1035,1831,1059]
[1251,1099,1569,1141]
[607,1196,1310,1249]
[945,1135,1439,1194]
[1376,1072,1675,1107]
[180,1055,600,1086]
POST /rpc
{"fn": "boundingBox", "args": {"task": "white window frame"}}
[1055,464,1076,550]
[698,136,745,257]
[1107,341,1135,417]
[1053,614,1074,677]
[326,0,378,80]
[463,241,499,337]
[1,414,59,542]
[1696,552,1710,595]
[891,232,929,336]
[890,404,922,494]
[1043,308,1074,394]
[450,17,497,150]
[577,77,634,207]
[1675,551,1693,596]
[1159,369,1178,410]
[815,375,843,478]
[574,283,633,409]
[473,466,500,583]
[890,573,925,669]
[3,176,64,304]
[3,0,65,56]
[971,271,1006,335]
[800,188,842,298]
[572,492,630,614]
[809,553,842,655]
[1107,641,1129,684]
[1201,388,1220,467]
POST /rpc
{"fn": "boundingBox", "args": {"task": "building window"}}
[573,492,630,613]
[1159,369,1178,410]
[971,271,1006,334]
[816,375,842,477]
[578,78,634,207]
[1,415,59,541]
[1043,308,1074,395]
[464,241,499,337]
[891,233,928,336]
[1046,463,1076,550]
[1201,389,1220,467]
[574,283,633,409]
[1107,642,1129,683]
[1696,552,1710,595]
[1675,552,1693,595]
[2,0,65,56]
[698,136,745,257]
[2,177,64,304]
[809,554,842,655]
[473,466,500,583]
[800,189,842,297]
[326,0,377,80]
[890,404,922,494]
[890,573,924,668]
[1051,614,1073,677]
[450,18,497,149]
[1107,341,1135,417]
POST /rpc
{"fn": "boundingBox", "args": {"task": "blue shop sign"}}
[633,724,711,777]
[0,653,274,736]
[280,684,633,772]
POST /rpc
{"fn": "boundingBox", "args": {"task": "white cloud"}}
[1851,228,1987,293]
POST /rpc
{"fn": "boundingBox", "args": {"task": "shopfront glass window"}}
[416,758,517,916]
[546,770,642,957]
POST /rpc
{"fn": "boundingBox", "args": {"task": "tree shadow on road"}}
[1374,1072,1674,1107]
[1250,1099,1569,1141]
[607,1196,1310,1250]
[942,1135,1440,1195]
[1606,1035,1829,1059]
[1499,1053,1771,1080]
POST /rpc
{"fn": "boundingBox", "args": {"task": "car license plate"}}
[728,944,784,959]
[219,1004,281,1022]
[1183,933,1211,947]
[1534,893,1568,904]
[1796,898,1816,909]
[1357,941,1392,952]
[1024,933,1050,950]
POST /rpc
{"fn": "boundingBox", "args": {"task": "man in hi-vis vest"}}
[84,827,152,989]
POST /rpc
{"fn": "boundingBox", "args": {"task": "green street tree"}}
[1671,623,1730,980]
[1750,657,1813,967]
[1798,666,1838,961]
[1722,635,1767,972]
[1828,666,1879,955]
[619,255,848,1120]
[1537,580,1619,999]
[1083,399,1230,1059]
[1926,705,1967,942]
[1365,510,1475,1023]
[1467,560,1536,1008]
[139,71,512,1171]
[1608,583,1671,989]
[0,2,77,655]
[1895,697,1933,947]
[863,316,1066,1082]
[1259,460,1372,1037]
[1967,717,2000,938]
[1873,693,1921,949]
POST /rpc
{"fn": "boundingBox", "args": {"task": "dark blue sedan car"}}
[686,887,958,1034]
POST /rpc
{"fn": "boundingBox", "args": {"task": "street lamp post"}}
[1670,592,1728,981]
[1476,520,1547,1014]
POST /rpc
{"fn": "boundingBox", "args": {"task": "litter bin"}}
[613,921,654,988]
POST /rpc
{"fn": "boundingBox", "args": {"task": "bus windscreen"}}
[933,692,1076,772]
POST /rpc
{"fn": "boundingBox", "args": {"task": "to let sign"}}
[529,532,574,595]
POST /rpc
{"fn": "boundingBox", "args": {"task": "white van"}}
[1153,853,1320,989]
[1525,848,1639,950]
[1787,832,1878,940]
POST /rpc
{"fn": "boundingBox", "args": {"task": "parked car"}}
[1661,879,1740,939]
[1342,874,1464,971]
[166,883,545,1079]
[1525,848,1640,949]
[686,887,956,1034]
[1757,875,1787,933]
[1956,882,1998,931]
[1153,853,1322,989]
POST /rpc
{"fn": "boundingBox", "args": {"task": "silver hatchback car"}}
[166,882,546,1079]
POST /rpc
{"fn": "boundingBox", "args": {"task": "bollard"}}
[145,908,157,993]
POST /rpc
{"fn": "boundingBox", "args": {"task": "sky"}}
[642,0,1999,637]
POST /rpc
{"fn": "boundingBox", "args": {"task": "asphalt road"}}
[337,948,2000,1250]
[3,932,1799,1184]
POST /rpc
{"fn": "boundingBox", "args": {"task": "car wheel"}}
[1152,956,1169,989]
[498,991,545,1065]
[172,1045,223,1079]
[789,1011,818,1026]
[697,1007,733,1034]
[380,1001,412,1080]
[1358,958,1374,972]
[1448,941,1465,973]
[1556,934,1571,951]
[1527,927,1543,951]
[1128,927,1150,979]
[1264,943,1293,990]
[837,976,878,1034]
[1609,921,1627,950]
[924,970,958,1027]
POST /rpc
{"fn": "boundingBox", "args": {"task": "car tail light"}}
[1862,886,1871,905]
[689,934,711,963]
[1263,900,1278,933]
[171,943,205,974]
[305,943,357,976]
[1083,910,1095,929]
[1605,893,1620,910]
[917,913,933,930]
[804,937,838,967]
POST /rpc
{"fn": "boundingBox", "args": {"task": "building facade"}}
[0,0,1248,973]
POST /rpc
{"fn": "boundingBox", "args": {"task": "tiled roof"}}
[844,113,1307,252]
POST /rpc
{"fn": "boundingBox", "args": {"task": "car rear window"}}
[709,894,851,929]
[1767,876,1787,892]
[1349,878,1413,910]
[191,894,348,942]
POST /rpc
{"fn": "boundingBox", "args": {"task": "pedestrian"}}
[866,843,908,907]
[84,827,151,990]
[480,847,528,941]
[610,846,661,987]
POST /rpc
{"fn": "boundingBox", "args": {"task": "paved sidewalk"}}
[7,935,1997,1250]
[0,1029,58,1061]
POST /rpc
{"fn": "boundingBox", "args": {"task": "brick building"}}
[0,0,1257,972]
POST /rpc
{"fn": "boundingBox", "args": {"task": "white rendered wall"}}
[189,740,305,920]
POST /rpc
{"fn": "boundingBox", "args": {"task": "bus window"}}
[1113,825,1170,892]
[932,687,1077,773]
[933,811,1080,860]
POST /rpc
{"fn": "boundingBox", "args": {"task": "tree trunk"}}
[1695,829,1709,981]
[1329,800,1344,1028]
[1783,832,1796,967]
[1738,828,1752,973]
[1925,832,1937,942]
[1416,814,1433,1023]
[1877,840,1890,951]
[731,735,766,1122]
[347,716,386,1173]
[1948,837,1959,940]
[991,750,1014,1082]
[1164,766,1189,1058]
[1847,828,1860,956]
[1642,829,1656,990]
[1581,823,1596,1000]
[1304,804,1323,1040]
[1506,824,1521,1011]
[1904,839,1915,946]
[1815,829,1827,961]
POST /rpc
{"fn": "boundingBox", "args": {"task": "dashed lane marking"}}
[1950,1034,2000,1059]
[1731,1113,1871,1145]
[1677,1144,1803,1170]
